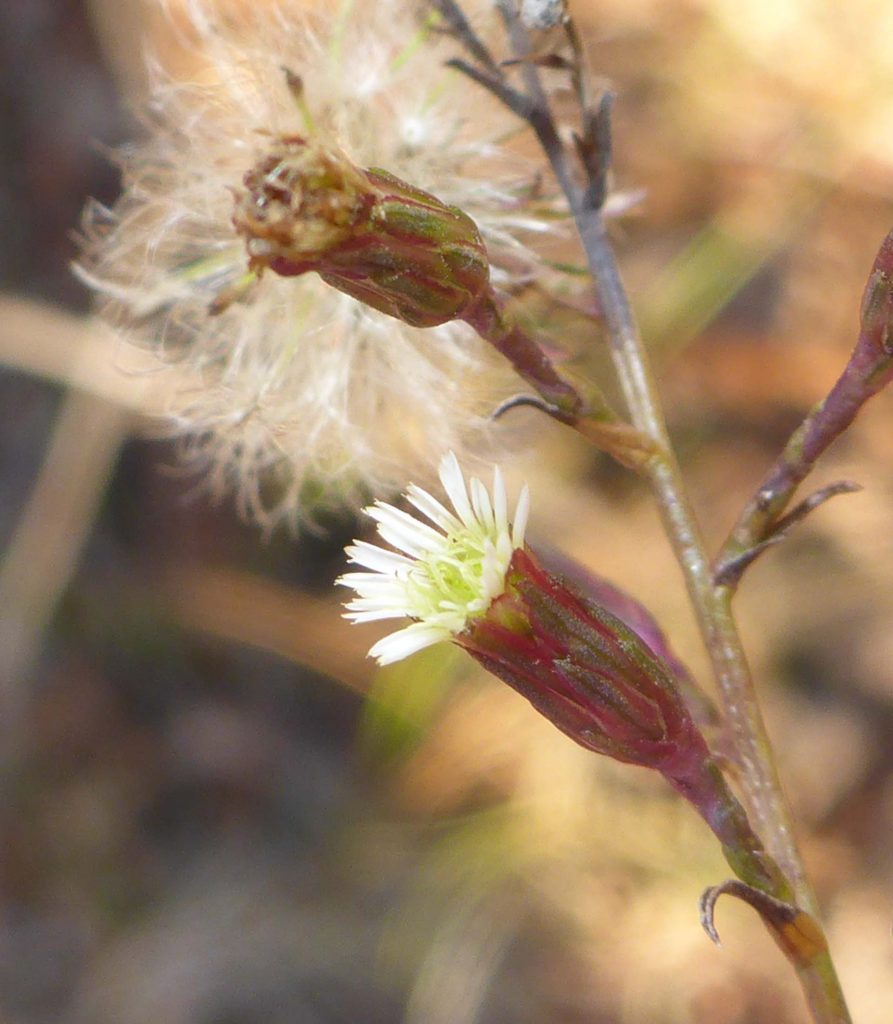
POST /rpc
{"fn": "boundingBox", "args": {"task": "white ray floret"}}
[338,453,530,666]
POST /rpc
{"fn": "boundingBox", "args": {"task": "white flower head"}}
[78,0,567,529]
[338,452,530,666]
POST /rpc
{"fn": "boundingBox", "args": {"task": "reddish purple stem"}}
[719,228,893,578]
[463,289,585,419]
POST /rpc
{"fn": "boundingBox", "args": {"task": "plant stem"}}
[500,0,814,914]
[799,952,854,1024]
[470,14,805,885]
[575,210,802,872]
[450,5,853,1017]
[575,208,806,893]
[463,289,585,417]
[717,227,893,586]
[574,207,852,1024]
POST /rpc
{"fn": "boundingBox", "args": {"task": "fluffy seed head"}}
[78,0,567,528]
[338,452,530,665]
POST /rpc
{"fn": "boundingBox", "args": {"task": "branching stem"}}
[576,209,808,896]
[491,6,808,893]
[441,6,855,1021]
[571,149,854,1024]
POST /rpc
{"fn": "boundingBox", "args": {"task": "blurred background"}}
[2,0,893,1021]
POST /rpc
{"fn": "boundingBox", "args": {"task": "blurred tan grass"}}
[4,0,893,1021]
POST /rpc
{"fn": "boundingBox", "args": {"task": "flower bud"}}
[458,547,711,781]
[234,136,490,327]
[460,547,790,894]
[233,135,594,422]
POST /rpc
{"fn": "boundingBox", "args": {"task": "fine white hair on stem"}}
[338,452,530,665]
[77,0,572,530]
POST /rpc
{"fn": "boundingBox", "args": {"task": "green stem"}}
[575,209,805,890]
[454,6,852,1018]
[798,953,853,1024]
[574,207,852,1024]
[494,9,802,882]
[463,289,665,470]
[672,756,792,898]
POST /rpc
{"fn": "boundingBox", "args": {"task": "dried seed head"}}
[76,0,577,528]
[233,136,492,328]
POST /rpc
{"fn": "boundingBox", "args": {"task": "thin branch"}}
[577,91,614,211]
[718,228,893,586]
[715,481,863,587]
[445,58,534,119]
[473,7,805,882]
[430,0,501,74]
[498,3,582,203]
